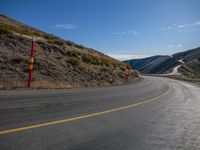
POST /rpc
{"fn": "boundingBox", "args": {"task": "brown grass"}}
[0,80,72,90]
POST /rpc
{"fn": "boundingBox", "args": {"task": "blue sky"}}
[1,0,200,60]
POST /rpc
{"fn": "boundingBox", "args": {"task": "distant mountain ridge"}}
[124,47,200,78]
[0,14,139,89]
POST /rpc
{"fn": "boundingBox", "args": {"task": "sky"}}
[1,0,200,60]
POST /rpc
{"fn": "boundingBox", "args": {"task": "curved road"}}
[169,65,182,75]
[0,76,200,150]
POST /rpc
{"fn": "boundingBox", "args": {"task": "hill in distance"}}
[0,14,139,90]
[124,47,200,78]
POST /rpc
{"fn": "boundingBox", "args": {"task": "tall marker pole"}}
[125,64,130,84]
[28,37,36,87]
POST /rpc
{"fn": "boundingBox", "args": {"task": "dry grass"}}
[0,80,72,90]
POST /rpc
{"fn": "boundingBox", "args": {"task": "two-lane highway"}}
[0,76,200,150]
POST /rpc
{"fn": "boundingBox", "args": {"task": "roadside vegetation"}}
[0,14,139,90]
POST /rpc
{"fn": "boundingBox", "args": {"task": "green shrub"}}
[67,57,80,66]
[100,58,111,67]
[78,65,85,71]
[32,31,42,37]
[82,54,101,65]
[43,34,56,40]
[11,57,25,64]
[47,38,65,46]
[0,23,21,34]
[130,70,139,78]
[82,55,92,63]
[65,51,80,58]
[0,25,12,34]
[100,67,108,72]
[47,40,54,44]
[75,44,85,49]
[43,34,67,46]
[91,56,101,65]
[0,23,43,37]
[54,40,64,46]
[65,40,74,46]
[63,45,66,50]
[118,63,125,71]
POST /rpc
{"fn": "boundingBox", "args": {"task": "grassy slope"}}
[0,14,139,89]
[179,58,200,78]
[173,47,200,78]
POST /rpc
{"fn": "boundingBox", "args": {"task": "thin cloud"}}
[194,21,200,26]
[113,30,139,35]
[161,21,200,32]
[177,44,182,48]
[168,45,173,48]
[107,54,150,61]
[54,24,76,29]
[161,28,166,31]
[168,44,182,48]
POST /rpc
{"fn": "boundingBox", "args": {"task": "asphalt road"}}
[0,76,200,150]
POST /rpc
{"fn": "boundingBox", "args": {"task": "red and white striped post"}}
[125,64,130,84]
[28,37,36,87]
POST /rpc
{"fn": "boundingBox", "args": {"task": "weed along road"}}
[0,76,200,150]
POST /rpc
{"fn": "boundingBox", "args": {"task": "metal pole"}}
[28,37,35,87]
[125,64,130,84]
[125,74,128,84]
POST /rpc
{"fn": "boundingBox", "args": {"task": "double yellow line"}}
[0,83,171,135]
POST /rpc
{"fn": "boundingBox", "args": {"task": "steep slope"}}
[0,14,138,89]
[125,55,167,70]
[124,55,174,74]
[173,47,200,78]
[135,56,171,74]
[179,57,200,78]
[124,47,200,77]
[172,47,200,62]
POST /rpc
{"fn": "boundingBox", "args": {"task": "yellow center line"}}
[0,83,171,135]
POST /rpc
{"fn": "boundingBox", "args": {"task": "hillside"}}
[124,47,200,78]
[0,14,139,90]
[124,55,177,74]
[125,55,172,74]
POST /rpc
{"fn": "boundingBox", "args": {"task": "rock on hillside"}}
[0,14,139,89]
